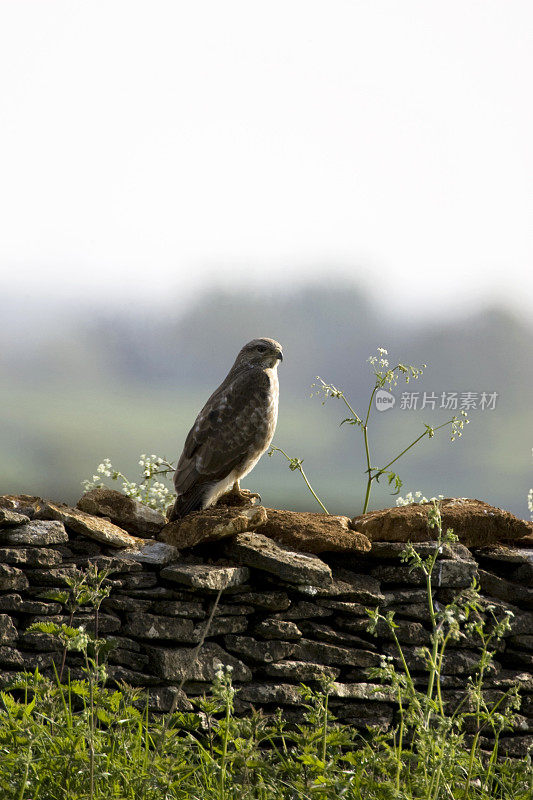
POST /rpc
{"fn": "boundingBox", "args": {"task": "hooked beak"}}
[277,351,283,362]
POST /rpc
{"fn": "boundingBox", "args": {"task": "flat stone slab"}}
[224,532,332,587]
[316,599,369,616]
[264,660,341,681]
[35,501,144,548]
[0,508,30,527]
[107,636,142,653]
[228,591,290,611]
[475,546,533,585]
[383,643,492,675]
[0,547,62,566]
[352,498,533,548]
[0,564,29,591]
[499,735,533,759]
[103,596,153,613]
[370,559,477,588]
[160,563,249,591]
[379,602,432,622]
[330,682,395,701]
[120,573,158,589]
[368,541,473,560]
[105,665,161,687]
[509,635,533,651]
[202,617,248,637]
[123,613,198,642]
[160,505,268,550]
[480,545,533,562]
[290,638,381,668]
[0,594,62,615]
[238,682,303,705]
[297,569,384,604]
[143,686,193,714]
[77,488,166,538]
[277,601,334,620]
[81,555,143,574]
[109,648,150,672]
[25,567,81,587]
[115,541,180,567]
[0,495,42,519]
[332,702,394,729]
[215,603,255,616]
[30,612,121,635]
[299,621,376,650]
[145,641,251,682]
[224,635,296,663]
[382,588,429,604]
[0,646,24,669]
[122,612,247,642]
[478,569,533,610]
[339,617,429,645]
[253,619,302,640]
[260,508,371,554]
[0,614,17,644]
[0,520,68,546]
[151,600,205,618]
[17,630,62,652]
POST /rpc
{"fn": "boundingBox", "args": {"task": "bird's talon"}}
[215,486,262,508]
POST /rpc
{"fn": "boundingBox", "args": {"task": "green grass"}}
[1,505,531,800]
[0,666,530,800]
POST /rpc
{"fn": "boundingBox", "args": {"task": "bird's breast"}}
[260,367,279,438]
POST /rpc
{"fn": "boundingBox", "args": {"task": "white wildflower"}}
[397,491,444,507]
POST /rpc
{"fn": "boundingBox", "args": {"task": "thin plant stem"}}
[321,689,329,765]
[395,693,404,793]
[220,694,231,800]
[86,652,95,800]
[269,447,329,513]
[298,465,329,514]
[16,744,32,800]
[378,419,454,475]
[316,357,467,514]
[59,606,76,682]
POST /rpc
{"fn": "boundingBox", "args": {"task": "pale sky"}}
[0,1,532,320]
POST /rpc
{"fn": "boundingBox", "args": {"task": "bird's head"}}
[237,338,283,369]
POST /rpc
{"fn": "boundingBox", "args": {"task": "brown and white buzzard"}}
[168,337,283,520]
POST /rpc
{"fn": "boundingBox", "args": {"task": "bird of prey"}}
[168,337,283,520]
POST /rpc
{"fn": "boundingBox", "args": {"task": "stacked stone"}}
[0,503,75,677]
[0,492,531,758]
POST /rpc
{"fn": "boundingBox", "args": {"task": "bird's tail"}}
[167,484,214,522]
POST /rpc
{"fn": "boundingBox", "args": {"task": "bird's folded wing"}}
[174,368,270,494]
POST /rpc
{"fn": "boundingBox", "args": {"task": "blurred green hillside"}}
[1,284,531,519]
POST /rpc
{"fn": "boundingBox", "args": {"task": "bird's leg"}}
[232,480,262,502]
[216,480,262,507]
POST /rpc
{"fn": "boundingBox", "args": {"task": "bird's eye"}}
[256,345,267,353]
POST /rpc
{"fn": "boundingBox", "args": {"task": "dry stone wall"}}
[0,492,532,759]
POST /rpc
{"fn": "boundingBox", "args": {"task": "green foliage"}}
[271,347,470,514]
[0,507,531,799]
[316,348,469,513]
[268,446,329,513]
[39,563,114,683]
[365,500,527,799]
